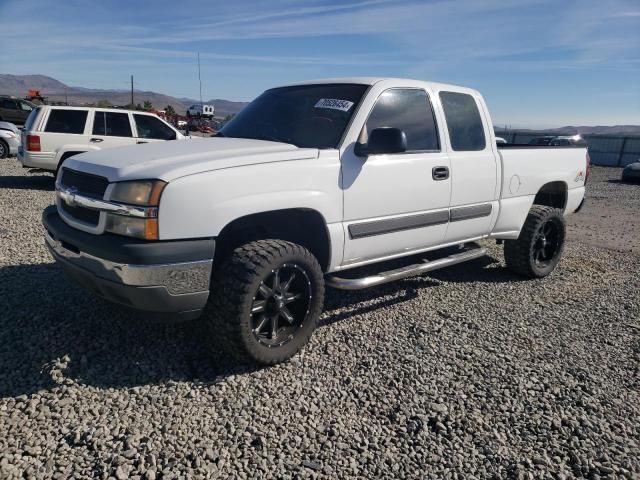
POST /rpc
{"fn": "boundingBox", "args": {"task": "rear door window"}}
[93,112,133,137]
[45,109,88,134]
[439,92,486,151]
[24,107,41,131]
[1,98,19,110]
[364,88,440,152]
[133,114,176,140]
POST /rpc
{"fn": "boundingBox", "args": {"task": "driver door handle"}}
[89,138,103,143]
[432,166,449,180]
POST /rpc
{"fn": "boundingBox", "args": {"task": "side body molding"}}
[348,203,493,239]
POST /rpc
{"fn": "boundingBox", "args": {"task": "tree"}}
[165,105,176,117]
[143,100,153,111]
[96,100,111,108]
[136,103,143,111]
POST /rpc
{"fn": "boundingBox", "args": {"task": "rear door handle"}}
[432,166,449,180]
[89,138,103,143]
[137,141,148,144]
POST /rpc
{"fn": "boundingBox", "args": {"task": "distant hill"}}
[0,74,69,93]
[0,74,249,117]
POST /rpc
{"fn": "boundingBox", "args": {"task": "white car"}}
[18,106,185,173]
[43,77,588,365]
[0,121,21,158]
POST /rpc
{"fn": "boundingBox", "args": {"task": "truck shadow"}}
[608,179,640,186]
[0,253,522,397]
[0,174,55,191]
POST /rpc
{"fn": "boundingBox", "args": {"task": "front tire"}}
[504,205,566,278]
[206,239,325,365]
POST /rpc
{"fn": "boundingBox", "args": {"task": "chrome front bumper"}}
[45,230,213,320]
[45,231,212,295]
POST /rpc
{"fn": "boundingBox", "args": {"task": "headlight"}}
[105,180,166,240]
[110,180,166,206]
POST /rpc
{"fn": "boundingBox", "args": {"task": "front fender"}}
[157,158,342,240]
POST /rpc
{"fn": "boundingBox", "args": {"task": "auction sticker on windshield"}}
[314,98,354,112]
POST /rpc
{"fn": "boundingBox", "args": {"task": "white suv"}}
[19,106,185,173]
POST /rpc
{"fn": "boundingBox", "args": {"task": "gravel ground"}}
[566,167,640,254]
[0,160,639,479]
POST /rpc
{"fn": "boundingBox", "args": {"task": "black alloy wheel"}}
[504,205,566,278]
[207,239,325,365]
[250,263,312,348]
[531,218,561,268]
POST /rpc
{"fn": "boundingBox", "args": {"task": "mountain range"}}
[1,74,638,134]
[0,74,247,117]
[494,125,640,135]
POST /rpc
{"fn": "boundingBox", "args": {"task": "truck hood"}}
[62,137,318,182]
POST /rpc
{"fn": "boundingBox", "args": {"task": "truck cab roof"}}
[280,77,482,97]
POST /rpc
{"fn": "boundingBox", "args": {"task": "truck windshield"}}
[220,84,368,149]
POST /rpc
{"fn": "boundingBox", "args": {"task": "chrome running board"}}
[326,244,486,290]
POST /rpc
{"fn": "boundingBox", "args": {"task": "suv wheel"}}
[206,239,325,365]
[0,139,8,159]
[504,205,566,278]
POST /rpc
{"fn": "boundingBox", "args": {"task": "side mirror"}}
[355,127,407,157]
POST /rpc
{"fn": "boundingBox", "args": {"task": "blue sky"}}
[1,0,639,127]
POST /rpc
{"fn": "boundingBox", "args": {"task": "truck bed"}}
[491,145,588,239]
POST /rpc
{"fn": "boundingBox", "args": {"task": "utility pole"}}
[197,52,203,110]
[131,75,134,107]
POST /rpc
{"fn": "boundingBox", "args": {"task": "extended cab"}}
[19,106,185,173]
[42,78,588,364]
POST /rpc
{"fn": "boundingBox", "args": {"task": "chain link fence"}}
[496,132,640,167]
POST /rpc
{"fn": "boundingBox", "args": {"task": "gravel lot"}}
[0,161,638,479]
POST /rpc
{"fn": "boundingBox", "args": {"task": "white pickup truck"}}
[42,78,588,364]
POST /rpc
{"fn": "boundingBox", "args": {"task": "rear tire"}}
[205,239,325,365]
[504,205,566,278]
[0,139,8,159]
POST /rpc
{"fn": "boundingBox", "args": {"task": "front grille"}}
[60,201,100,225]
[59,168,108,227]
[60,168,109,198]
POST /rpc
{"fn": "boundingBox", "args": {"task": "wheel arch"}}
[533,181,568,211]
[214,208,332,272]
[56,150,86,168]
